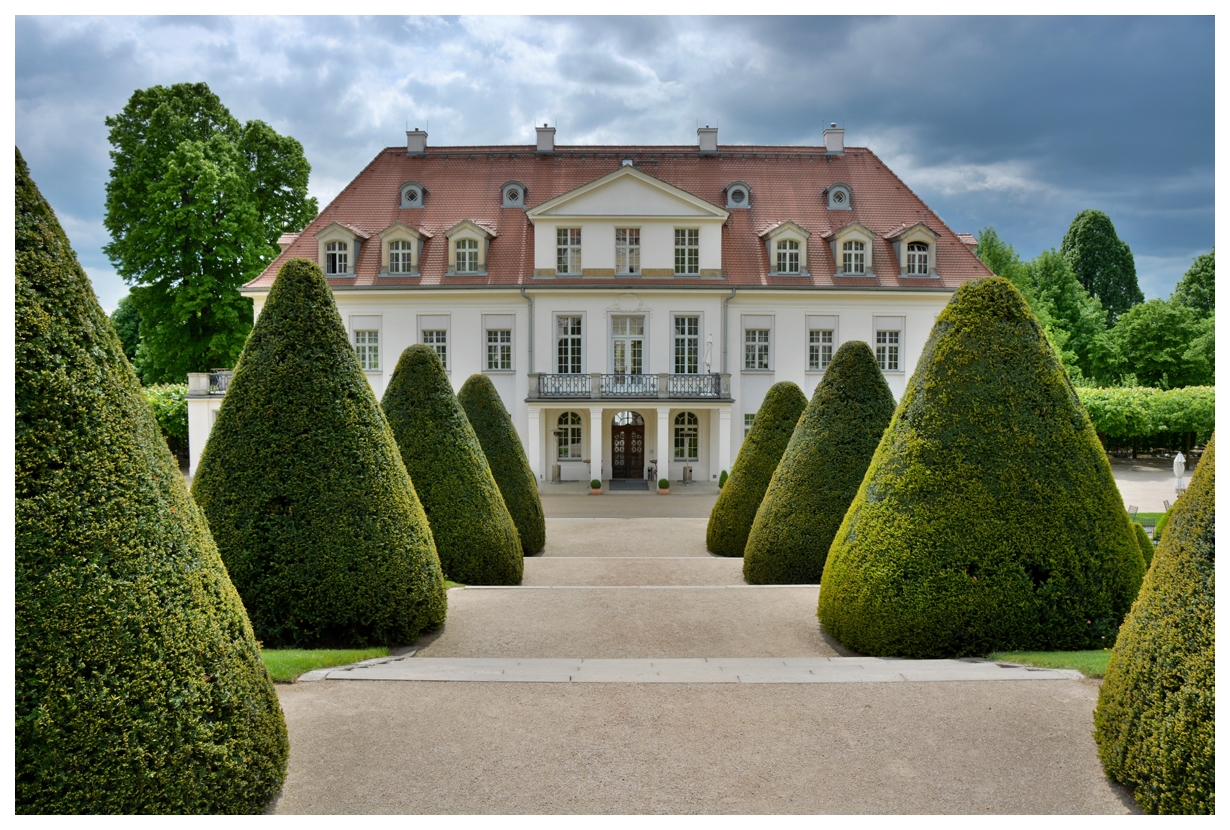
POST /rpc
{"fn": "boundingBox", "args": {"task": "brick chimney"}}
[697,125,718,154]
[823,123,844,155]
[536,123,556,154]
[406,128,427,155]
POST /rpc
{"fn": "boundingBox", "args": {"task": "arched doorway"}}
[611,411,645,479]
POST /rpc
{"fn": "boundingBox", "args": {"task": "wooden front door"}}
[611,425,645,479]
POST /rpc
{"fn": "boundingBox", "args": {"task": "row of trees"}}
[975,212,1213,389]
[105,82,317,383]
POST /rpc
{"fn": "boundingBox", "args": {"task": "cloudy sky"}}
[16,15,1214,312]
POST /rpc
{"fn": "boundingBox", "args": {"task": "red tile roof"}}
[244,144,992,291]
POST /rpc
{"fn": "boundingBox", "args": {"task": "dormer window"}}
[776,240,800,274]
[760,220,810,276]
[888,222,940,278]
[378,221,426,277]
[828,221,875,277]
[389,240,413,274]
[842,241,865,274]
[456,239,479,273]
[325,241,348,275]
[501,181,527,208]
[445,219,493,276]
[400,182,424,208]
[907,242,929,275]
[827,183,852,210]
[725,181,751,209]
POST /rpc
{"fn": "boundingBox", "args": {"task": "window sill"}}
[363,369,383,375]
[325,273,356,278]
[900,272,939,279]
[445,271,488,277]
[804,369,828,374]
[483,369,516,374]
[834,272,877,279]
[379,271,420,278]
[767,272,811,278]
[741,368,775,373]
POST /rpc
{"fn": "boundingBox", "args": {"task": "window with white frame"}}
[809,329,833,371]
[354,330,379,370]
[744,412,756,437]
[907,241,929,275]
[556,316,582,373]
[776,239,800,274]
[842,240,865,275]
[325,241,348,275]
[744,329,770,370]
[389,240,413,274]
[674,228,700,275]
[557,411,583,459]
[674,411,699,460]
[455,238,479,273]
[876,330,900,371]
[674,316,700,374]
[486,329,512,370]
[616,228,640,275]
[557,228,581,274]
[423,330,448,369]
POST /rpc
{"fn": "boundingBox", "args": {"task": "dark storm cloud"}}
[16,15,1213,310]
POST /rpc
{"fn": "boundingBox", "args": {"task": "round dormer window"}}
[731,188,746,204]
[405,190,418,203]
[401,183,424,208]
[827,185,851,209]
[832,191,845,204]
[507,189,520,202]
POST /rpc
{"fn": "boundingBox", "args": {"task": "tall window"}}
[674,411,699,460]
[876,330,900,371]
[456,238,479,273]
[744,329,770,370]
[744,412,756,437]
[674,316,700,374]
[842,240,865,274]
[776,239,800,274]
[557,411,583,459]
[611,316,644,375]
[907,242,929,275]
[809,329,833,371]
[486,329,512,370]
[354,330,379,370]
[389,240,413,274]
[616,228,640,275]
[325,241,348,275]
[556,316,582,373]
[557,228,581,274]
[423,330,448,369]
[674,228,700,275]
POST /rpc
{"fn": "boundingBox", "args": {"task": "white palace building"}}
[188,124,991,487]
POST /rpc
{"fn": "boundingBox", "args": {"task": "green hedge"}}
[458,374,545,556]
[1095,435,1215,814]
[744,341,895,584]
[192,259,447,647]
[819,277,1145,657]
[383,347,523,585]
[707,381,807,557]
[1132,521,1155,569]
[16,148,287,813]
[1076,385,1214,446]
[144,383,188,457]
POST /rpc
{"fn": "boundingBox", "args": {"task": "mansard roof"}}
[245,142,992,291]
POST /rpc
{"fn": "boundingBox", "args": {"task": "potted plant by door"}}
[590,479,602,495]
[658,478,671,495]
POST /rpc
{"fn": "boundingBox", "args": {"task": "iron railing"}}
[601,373,657,397]
[209,370,233,395]
[535,372,727,399]
[668,373,722,398]
[538,373,591,397]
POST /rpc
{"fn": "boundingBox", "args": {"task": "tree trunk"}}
[1132,436,1138,460]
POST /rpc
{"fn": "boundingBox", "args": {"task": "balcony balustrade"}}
[531,372,730,401]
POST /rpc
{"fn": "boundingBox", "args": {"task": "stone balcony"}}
[528,372,732,402]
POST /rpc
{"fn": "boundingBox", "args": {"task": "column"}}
[527,406,542,484]
[657,407,671,483]
[718,406,732,478]
[589,407,604,484]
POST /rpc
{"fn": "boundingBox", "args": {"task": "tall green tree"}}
[109,292,141,363]
[1171,248,1214,318]
[974,226,1030,288]
[1060,210,1143,322]
[104,82,318,383]
[1108,298,1213,388]
[1025,249,1112,382]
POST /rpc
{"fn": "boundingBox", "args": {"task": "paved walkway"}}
[273,511,1137,814]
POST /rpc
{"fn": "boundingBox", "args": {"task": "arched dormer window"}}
[673,411,699,461]
[502,181,527,208]
[725,181,751,209]
[826,183,852,210]
[907,242,929,275]
[888,223,940,278]
[557,411,583,459]
[842,240,865,275]
[760,220,810,276]
[400,181,425,208]
[325,241,348,275]
[315,221,368,277]
[456,238,479,273]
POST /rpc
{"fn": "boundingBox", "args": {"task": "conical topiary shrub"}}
[744,342,895,584]
[16,148,287,813]
[192,258,446,648]
[707,381,808,557]
[1132,521,1155,569]
[383,347,523,585]
[819,276,1146,657]
[458,373,545,556]
[1094,435,1214,814]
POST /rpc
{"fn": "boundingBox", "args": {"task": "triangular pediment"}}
[527,167,729,220]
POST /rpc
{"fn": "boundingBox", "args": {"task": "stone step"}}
[523,556,745,586]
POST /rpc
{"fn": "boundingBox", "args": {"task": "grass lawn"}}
[988,650,1112,678]
[1134,511,1165,526]
[262,648,390,683]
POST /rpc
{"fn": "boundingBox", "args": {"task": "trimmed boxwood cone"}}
[16,148,288,813]
[1094,435,1214,814]
[383,346,523,585]
[1132,521,1155,569]
[458,374,545,556]
[744,342,895,584]
[819,277,1146,657]
[192,258,447,648]
[707,381,808,557]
